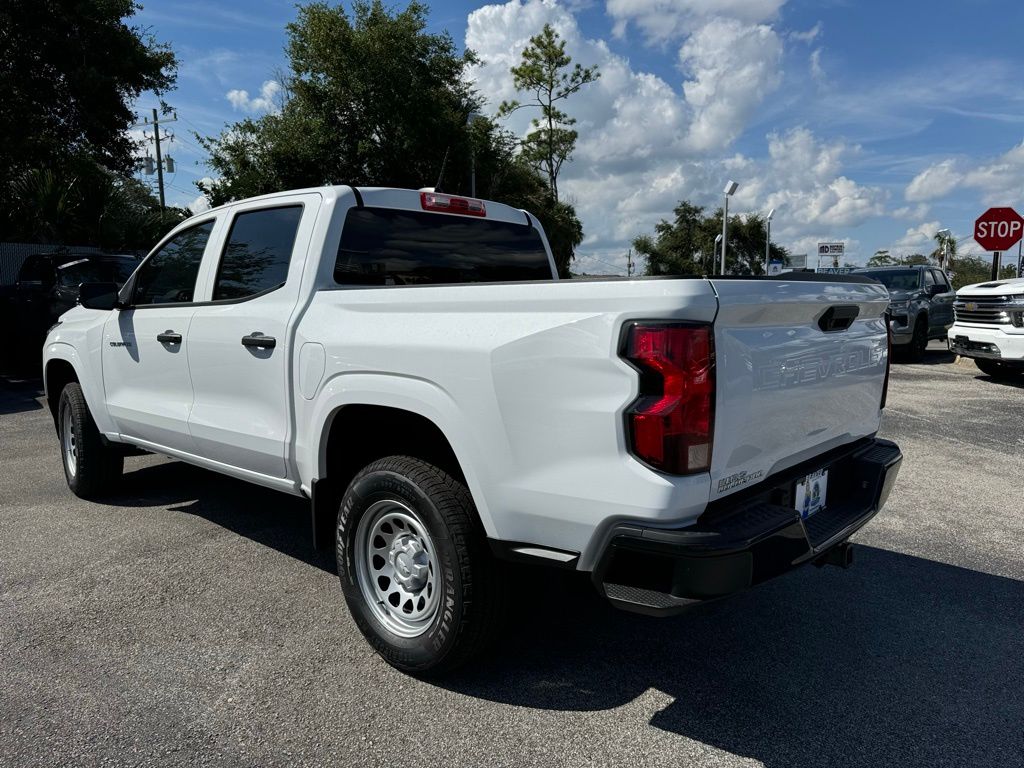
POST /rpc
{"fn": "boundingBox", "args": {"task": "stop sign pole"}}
[974,207,1024,279]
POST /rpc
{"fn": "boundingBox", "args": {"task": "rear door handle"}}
[157,330,182,344]
[241,332,276,349]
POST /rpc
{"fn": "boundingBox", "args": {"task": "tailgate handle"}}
[818,305,860,332]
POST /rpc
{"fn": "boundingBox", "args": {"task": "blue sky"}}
[132,0,1024,273]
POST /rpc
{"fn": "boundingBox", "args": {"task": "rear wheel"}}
[975,358,1024,380]
[58,382,123,498]
[336,456,504,675]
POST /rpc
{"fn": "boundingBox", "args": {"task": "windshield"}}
[858,270,920,291]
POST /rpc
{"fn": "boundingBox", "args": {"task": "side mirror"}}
[927,284,944,297]
[78,282,120,310]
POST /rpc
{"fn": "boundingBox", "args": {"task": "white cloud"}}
[894,220,941,250]
[789,22,822,43]
[755,128,887,231]
[809,48,824,82]
[962,140,1024,205]
[226,80,281,113]
[905,159,962,202]
[903,141,1024,207]
[606,0,786,43]
[892,203,931,220]
[679,19,783,152]
[188,194,211,214]
[467,2,884,260]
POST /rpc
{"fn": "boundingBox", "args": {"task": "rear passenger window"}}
[334,207,551,286]
[213,206,303,301]
[923,270,936,287]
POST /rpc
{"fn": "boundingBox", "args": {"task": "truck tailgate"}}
[707,277,890,501]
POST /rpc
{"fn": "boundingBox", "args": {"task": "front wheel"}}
[906,316,928,362]
[975,358,1024,380]
[336,456,504,675]
[57,382,123,498]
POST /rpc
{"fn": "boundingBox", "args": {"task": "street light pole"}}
[713,234,723,275]
[764,207,776,274]
[721,180,738,275]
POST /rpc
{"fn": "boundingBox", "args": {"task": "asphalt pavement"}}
[2,342,1023,768]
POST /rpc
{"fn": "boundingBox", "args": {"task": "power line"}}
[577,255,627,275]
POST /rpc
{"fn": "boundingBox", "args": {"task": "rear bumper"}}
[593,438,902,616]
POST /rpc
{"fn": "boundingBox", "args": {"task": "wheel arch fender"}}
[302,372,495,544]
[43,343,115,434]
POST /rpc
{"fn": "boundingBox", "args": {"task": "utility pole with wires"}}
[626,248,634,277]
[135,108,178,208]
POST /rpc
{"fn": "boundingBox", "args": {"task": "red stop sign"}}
[974,207,1024,251]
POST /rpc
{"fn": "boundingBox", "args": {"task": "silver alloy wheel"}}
[354,499,441,638]
[62,406,78,478]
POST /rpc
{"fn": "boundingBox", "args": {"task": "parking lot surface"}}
[2,342,1023,768]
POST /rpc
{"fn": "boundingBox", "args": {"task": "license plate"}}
[795,468,828,519]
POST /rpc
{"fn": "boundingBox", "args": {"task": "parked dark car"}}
[853,265,956,361]
[2,252,138,370]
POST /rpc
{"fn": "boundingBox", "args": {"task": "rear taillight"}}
[622,323,715,475]
[881,313,891,409]
[420,191,486,216]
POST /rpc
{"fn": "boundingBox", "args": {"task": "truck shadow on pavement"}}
[112,459,336,573]
[0,375,44,414]
[447,547,1024,768]
[107,460,1022,767]
[975,373,1024,390]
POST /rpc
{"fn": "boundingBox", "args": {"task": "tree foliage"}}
[866,249,898,267]
[0,0,178,244]
[948,255,1018,289]
[199,2,584,276]
[0,0,176,196]
[497,24,599,202]
[634,201,788,276]
[200,1,479,202]
[3,157,188,250]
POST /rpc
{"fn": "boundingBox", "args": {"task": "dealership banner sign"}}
[817,242,845,269]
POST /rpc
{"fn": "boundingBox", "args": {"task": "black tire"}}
[57,382,123,498]
[975,358,1024,380]
[336,456,504,675]
[907,316,928,362]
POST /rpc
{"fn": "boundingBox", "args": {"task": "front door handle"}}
[157,330,182,344]
[241,332,276,349]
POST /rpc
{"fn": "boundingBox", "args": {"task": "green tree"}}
[948,254,1018,290]
[198,1,585,277]
[901,253,930,266]
[867,249,897,267]
[0,0,177,227]
[635,202,787,276]
[931,231,957,268]
[497,24,599,202]
[200,1,480,203]
[5,158,187,250]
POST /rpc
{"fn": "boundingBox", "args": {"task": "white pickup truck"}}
[43,186,902,673]
[949,277,1024,380]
